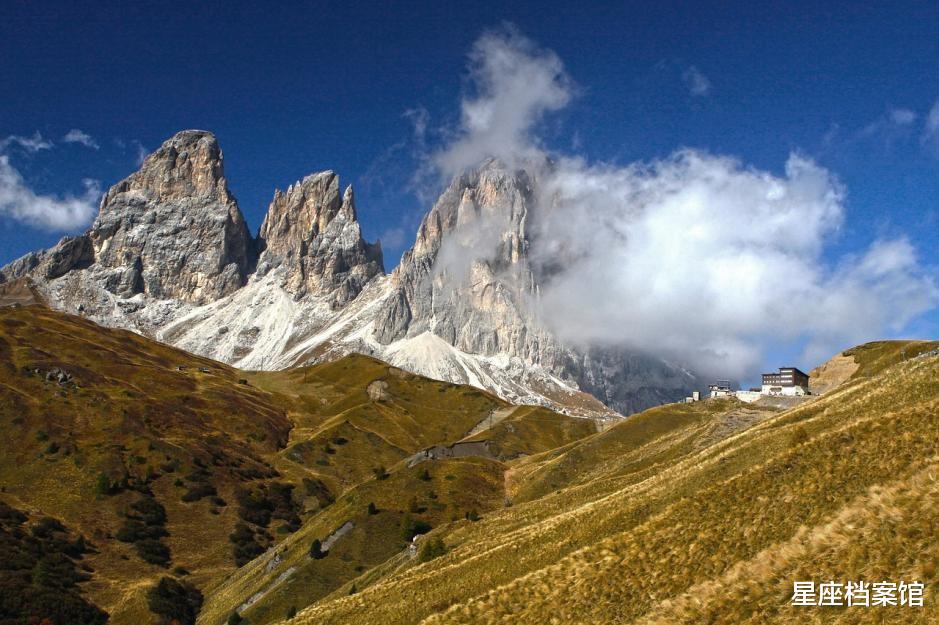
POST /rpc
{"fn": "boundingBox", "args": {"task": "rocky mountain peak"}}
[86,129,254,304]
[0,130,255,306]
[257,170,383,307]
[372,158,695,414]
[103,130,230,204]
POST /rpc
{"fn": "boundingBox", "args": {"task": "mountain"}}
[1,130,696,417]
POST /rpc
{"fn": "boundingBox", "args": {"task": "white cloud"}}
[682,65,712,97]
[62,128,99,149]
[860,107,918,138]
[427,28,938,378]
[432,25,573,178]
[0,132,53,153]
[530,152,936,377]
[0,155,100,231]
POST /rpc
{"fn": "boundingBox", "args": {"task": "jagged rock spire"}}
[257,171,383,307]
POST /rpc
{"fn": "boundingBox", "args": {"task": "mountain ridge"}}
[1,129,696,417]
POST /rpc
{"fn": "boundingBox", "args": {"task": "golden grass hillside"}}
[285,345,938,625]
[0,305,595,625]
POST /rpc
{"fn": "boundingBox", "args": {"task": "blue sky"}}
[1,1,937,379]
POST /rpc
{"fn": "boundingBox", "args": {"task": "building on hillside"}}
[761,367,810,396]
[708,380,734,398]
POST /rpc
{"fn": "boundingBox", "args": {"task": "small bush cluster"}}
[400,515,432,542]
[0,499,107,624]
[116,495,171,566]
[418,536,447,562]
[303,477,335,508]
[146,576,203,625]
[229,522,267,567]
[180,466,217,502]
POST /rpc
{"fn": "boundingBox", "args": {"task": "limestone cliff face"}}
[2,131,255,305]
[89,130,254,304]
[372,159,694,415]
[256,171,383,307]
[375,159,544,353]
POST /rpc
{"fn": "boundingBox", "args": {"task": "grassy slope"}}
[286,343,939,625]
[201,361,602,625]
[0,306,292,624]
[0,306,596,625]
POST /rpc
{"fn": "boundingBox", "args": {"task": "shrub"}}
[303,477,334,508]
[418,536,447,562]
[372,466,389,480]
[32,516,66,539]
[227,611,244,625]
[229,522,266,566]
[181,481,217,502]
[146,576,203,625]
[309,538,326,559]
[286,605,298,618]
[418,468,431,481]
[367,502,378,515]
[135,538,171,566]
[401,515,432,542]
[94,472,123,496]
[129,496,167,526]
[236,486,274,526]
[0,503,108,623]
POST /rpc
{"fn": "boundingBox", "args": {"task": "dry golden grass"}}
[284,347,939,625]
[0,305,590,625]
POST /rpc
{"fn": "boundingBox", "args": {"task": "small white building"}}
[761,367,810,396]
[708,380,734,399]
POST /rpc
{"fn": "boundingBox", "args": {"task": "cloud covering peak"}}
[427,27,938,377]
[432,26,572,178]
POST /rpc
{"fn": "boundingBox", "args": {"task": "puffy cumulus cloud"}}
[682,66,712,97]
[62,128,99,149]
[0,155,100,230]
[425,28,938,378]
[432,25,573,178]
[530,152,936,377]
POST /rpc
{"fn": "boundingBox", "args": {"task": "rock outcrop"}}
[257,171,383,307]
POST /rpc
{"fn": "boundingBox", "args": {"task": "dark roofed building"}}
[761,367,809,396]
